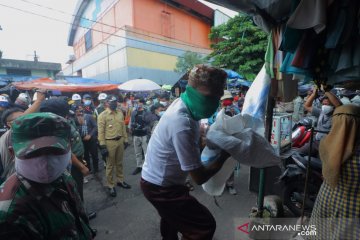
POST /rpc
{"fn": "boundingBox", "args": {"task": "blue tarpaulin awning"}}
[224,69,245,79]
[62,76,119,85]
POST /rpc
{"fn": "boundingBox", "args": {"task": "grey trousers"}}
[133,135,148,168]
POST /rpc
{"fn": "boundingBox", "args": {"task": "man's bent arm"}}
[189,151,230,185]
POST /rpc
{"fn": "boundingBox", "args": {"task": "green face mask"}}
[181,86,219,121]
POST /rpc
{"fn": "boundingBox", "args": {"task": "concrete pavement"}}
[83,139,258,240]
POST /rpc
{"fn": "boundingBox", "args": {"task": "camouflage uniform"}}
[0,112,94,239]
[69,119,85,201]
[0,172,94,239]
[69,118,85,159]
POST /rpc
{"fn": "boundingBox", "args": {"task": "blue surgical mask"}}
[84,100,91,106]
[158,111,165,117]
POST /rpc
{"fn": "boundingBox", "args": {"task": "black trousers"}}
[140,178,216,240]
[83,138,99,172]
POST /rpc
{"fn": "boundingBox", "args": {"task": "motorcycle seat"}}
[292,152,322,171]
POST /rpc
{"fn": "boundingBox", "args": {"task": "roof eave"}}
[67,0,91,46]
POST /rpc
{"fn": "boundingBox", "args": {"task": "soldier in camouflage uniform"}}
[39,98,89,200]
[0,112,95,239]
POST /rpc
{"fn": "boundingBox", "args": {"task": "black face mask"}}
[109,102,117,110]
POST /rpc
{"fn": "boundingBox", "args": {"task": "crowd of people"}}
[0,88,171,238]
[0,65,248,239]
[0,64,358,239]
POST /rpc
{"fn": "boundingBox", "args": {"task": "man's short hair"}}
[1,107,24,126]
[160,93,170,101]
[320,95,329,103]
[188,64,227,97]
[150,103,164,113]
[40,98,70,118]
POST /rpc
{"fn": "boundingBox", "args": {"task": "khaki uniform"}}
[98,109,128,188]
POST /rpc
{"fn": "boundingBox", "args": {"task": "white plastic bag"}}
[205,110,280,168]
[201,157,237,196]
[242,65,271,121]
[201,111,280,196]
[201,66,279,196]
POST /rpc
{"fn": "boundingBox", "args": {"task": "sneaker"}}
[117,181,131,189]
[228,186,237,195]
[132,167,142,175]
[109,187,116,197]
[185,181,194,191]
[83,177,89,184]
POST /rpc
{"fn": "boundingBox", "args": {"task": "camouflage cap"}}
[11,112,71,158]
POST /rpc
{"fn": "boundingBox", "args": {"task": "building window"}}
[85,30,92,52]
[6,69,31,76]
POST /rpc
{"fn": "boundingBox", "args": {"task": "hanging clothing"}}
[286,0,332,34]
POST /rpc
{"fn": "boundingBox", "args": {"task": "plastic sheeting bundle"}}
[201,66,280,196]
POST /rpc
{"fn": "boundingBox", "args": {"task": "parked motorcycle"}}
[280,151,323,217]
[291,117,313,148]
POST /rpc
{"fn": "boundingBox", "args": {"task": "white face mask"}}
[15,151,71,183]
[160,101,168,107]
[321,105,334,115]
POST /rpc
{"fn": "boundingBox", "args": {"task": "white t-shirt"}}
[141,98,202,186]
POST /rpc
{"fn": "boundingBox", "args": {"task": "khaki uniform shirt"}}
[98,109,128,146]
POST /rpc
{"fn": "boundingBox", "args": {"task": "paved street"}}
[84,139,257,240]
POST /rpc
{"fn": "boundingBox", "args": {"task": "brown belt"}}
[106,136,122,141]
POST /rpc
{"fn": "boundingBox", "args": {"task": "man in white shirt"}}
[141,65,229,240]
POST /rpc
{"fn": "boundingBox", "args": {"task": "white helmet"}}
[98,93,107,101]
[72,94,81,101]
[16,93,30,105]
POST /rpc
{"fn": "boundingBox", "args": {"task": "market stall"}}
[205,0,360,230]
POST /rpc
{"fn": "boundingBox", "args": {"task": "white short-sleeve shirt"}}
[141,98,202,186]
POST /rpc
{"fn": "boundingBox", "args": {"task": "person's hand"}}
[309,87,318,98]
[99,145,109,158]
[321,84,332,92]
[83,135,91,141]
[124,142,129,149]
[35,89,47,101]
